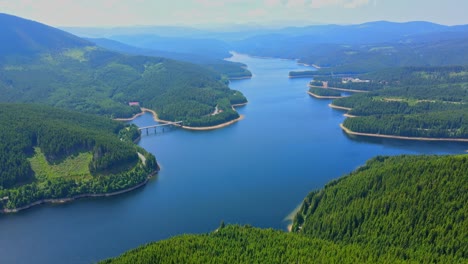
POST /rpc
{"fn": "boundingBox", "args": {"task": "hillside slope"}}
[102,154,467,263]
[0,13,90,59]
[87,37,252,79]
[233,21,468,73]
[0,104,157,211]
[324,66,468,139]
[293,155,467,260]
[0,13,246,127]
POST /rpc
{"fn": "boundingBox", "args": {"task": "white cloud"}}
[310,0,370,8]
[0,0,464,27]
[286,0,307,8]
[264,0,282,7]
[195,0,225,7]
[344,0,370,8]
[247,8,268,17]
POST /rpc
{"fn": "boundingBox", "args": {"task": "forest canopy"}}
[325,66,468,139]
[103,154,468,263]
[0,104,158,211]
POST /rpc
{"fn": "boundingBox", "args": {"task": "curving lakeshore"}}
[340,123,468,142]
[1,53,467,264]
[309,84,369,93]
[228,76,253,80]
[328,103,352,111]
[1,171,158,214]
[323,103,468,142]
[307,91,343,99]
[115,105,247,131]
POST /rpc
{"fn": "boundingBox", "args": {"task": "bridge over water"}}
[139,121,183,135]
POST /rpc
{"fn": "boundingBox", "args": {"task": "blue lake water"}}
[0,53,467,264]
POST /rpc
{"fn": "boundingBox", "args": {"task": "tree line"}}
[0,47,247,127]
[102,154,467,263]
[0,104,158,210]
[328,66,468,138]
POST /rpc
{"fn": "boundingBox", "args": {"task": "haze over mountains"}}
[0,14,91,59]
[0,10,467,264]
[64,20,468,74]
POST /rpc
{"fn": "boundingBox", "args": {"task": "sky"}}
[1,0,467,27]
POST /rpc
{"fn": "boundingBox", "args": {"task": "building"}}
[342,77,370,84]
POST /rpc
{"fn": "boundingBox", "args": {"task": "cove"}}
[0,53,466,264]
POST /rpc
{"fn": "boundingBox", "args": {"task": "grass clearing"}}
[28,147,93,181]
[62,48,87,62]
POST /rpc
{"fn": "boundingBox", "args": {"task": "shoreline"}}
[289,75,315,79]
[284,202,303,233]
[182,115,244,131]
[307,91,343,99]
[229,52,320,70]
[308,85,368,93]
[229,76,252,80]
[231,102,248,107]
[328,104,352,111]
[115,104,248,131]
[113,111,146,121]
[140,107,176,124]
[340,124,468,142]
[1,170,158,214]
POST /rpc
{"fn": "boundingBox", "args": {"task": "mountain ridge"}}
[0,13,92,58]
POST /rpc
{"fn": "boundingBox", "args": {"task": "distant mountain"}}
[65,20,468,74]
[264,21,449,43]
[87,37,252,79]
[0,13,91,58]
[232,21,468,72]
[0,13,246,126]
[109,34,232,59]
[61,25,209,38]
[92,21,468,73]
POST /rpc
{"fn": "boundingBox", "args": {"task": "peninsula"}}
[0,104,159,213]
[326,66,468,141]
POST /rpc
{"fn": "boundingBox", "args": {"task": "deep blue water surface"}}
[1,53,466,264]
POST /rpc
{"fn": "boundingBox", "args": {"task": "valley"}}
[0,10,467,264]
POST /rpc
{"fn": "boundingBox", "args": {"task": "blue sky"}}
[1,0,467,27]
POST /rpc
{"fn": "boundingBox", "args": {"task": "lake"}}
[0,53,466,264]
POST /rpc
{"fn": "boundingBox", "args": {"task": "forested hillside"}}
[87,37,252,79]
[233,22,468,73]
[103,154,467,263]
[293,155,467,261]
[0,13,90,58]
[102,225,434,264]
[0,104,157,211]
[0,13,246,127]
[325,66,468,139]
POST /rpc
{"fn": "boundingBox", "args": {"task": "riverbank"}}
[229,76,252,80]
[1,170,159,214]
[307,91,343,99]
[296,62,321,69]
[231,102,248,107]
[340,123,468,142]
[182,115,245,131]
[308,85,368,93]
[284,202,303,233]
[328,104,352,111]
[289,75,315,79]
[116,105,247,131]
[113,111,146,121]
